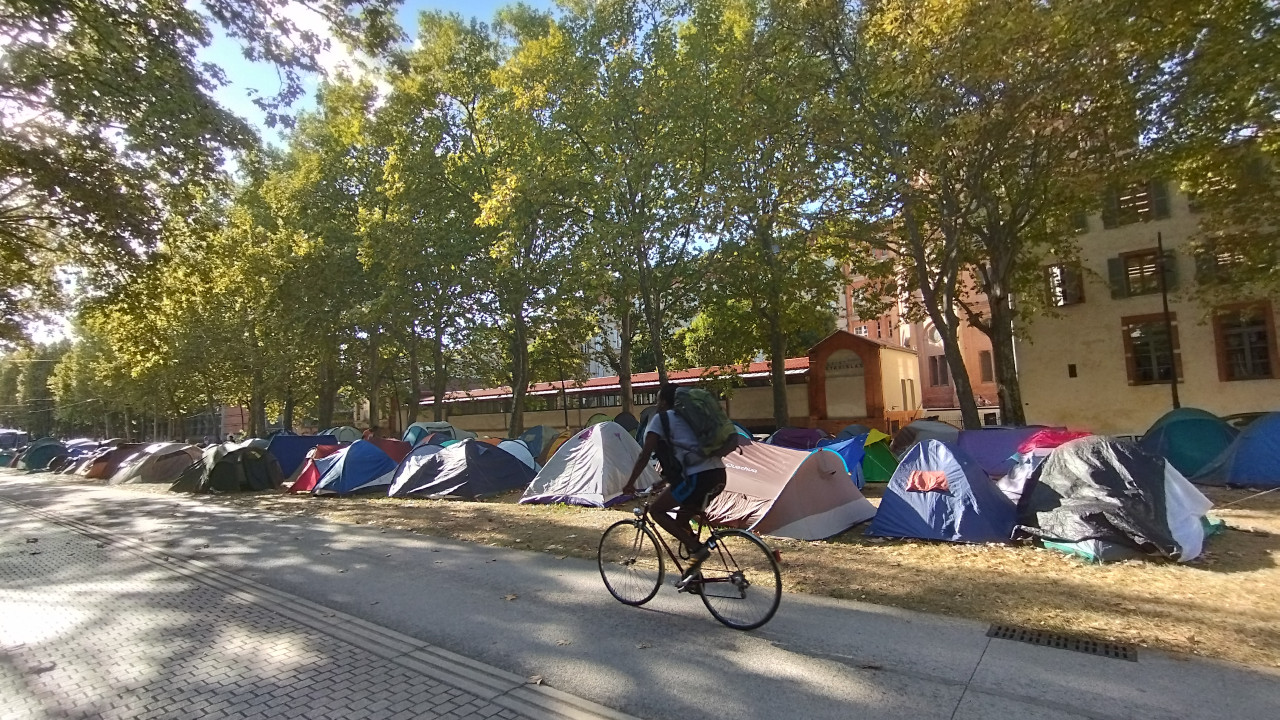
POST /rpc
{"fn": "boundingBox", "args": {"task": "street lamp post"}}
[1156,231,1181,409]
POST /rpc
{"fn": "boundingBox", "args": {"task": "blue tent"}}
[266,434,338,477]
[820,436,868,489]
[389,439,535,499]
[867,440,1017,543]
[312,441,397,495]
[1193,412,1280,488]
[956,427,1044,479]
[1140,408,1239,479]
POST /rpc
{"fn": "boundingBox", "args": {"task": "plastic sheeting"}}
[521,423,658,507]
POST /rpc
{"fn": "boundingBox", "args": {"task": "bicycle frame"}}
[631,501,745,593]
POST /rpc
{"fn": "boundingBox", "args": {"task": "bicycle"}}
[597,488,782,630]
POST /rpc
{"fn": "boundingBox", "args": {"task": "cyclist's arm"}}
[622,431,660,496]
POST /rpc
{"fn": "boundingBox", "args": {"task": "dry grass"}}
[109,480,1280,668]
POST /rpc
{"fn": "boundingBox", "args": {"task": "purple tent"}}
[956,427,1045,479]
[767,427,830,451]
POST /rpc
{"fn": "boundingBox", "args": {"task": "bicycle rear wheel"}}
[598,520,665,606]
[697,529,781,630]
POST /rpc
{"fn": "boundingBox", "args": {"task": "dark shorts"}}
[671,468,727,517]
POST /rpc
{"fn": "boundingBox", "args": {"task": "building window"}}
[1122,314,1181,385]
[1071,210,1089,234]
[633,392,657,406]
[854,325,868,336]
[979,350,994,383]
[1101,180,1171,228]
[1195,242,1249,285]
[1108,249,1177,299]
[1214,304,1276,381]
[928,355,950,386]
[1046,263,1085,306]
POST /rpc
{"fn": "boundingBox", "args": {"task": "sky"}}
[202,0,557,141]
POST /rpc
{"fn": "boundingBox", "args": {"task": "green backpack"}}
[673,387,741,458]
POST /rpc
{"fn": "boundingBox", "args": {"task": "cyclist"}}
[622,383,726,587]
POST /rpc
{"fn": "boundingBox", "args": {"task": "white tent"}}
[497,439,538,471]
[520,422,659,507]
[706,442,876,540]
[108,443,202,485]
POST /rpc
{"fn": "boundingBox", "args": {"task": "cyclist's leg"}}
[650,484,700,553]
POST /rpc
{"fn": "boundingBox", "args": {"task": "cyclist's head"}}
[657,383,677,410]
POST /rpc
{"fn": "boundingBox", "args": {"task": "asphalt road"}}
[3,472,1278,720]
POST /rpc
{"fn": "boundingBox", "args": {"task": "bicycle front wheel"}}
[598,520,665,606]
[698,529,782,630]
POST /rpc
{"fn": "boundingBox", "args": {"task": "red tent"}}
[288,444,344,494]
[368,437,412,463]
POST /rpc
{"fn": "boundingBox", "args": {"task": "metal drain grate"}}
[987,624,1137,662]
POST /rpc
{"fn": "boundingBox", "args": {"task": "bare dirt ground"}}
[108,480,1280,668]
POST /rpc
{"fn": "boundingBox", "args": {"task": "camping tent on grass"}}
[705,442,875,540]
[520,422,659,507]
[957,426,1045,479]
[170,442,284,493]
[998,429,1092,510]
[266,434,337,477]
[402,421,477,446]
[1140,408,1239,479]
[1191,412,1280,489]
[389,439,535,499]
[586,412,613,426]
[287,444,345,493]
[868,440,1017,543]
[613,411,639,433]
[312,441,398,496]
[1022,436,1214,562]
[368,437,412,463]
[766,427,829,450]
[518,425,560,463]
[321,426,363,443]
[497,440,538,470]
[820,431,898,488]
[108,443,202,485]
[890,420,960,458]
[78,443,143,479]
[14,437,67,472]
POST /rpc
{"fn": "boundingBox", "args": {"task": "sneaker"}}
[675,570,703,593]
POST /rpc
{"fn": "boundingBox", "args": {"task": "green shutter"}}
[1101,187,1121,228]
[1108,257,1129,299]
[1162,249,1178,290]
[1072,211,1089,233]
[1150,180,1171,219]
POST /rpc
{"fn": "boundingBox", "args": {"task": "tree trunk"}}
[618,304,634,414]
[407,334,423,423]
[508,313,530,437]
[282,386,295,432]
[937,322,982,429]
[636,255,669,383]
[316,343,337,430]
[124,407,131,442]
[767,309,790,429]
[431,334,448,422]
[367,334,382,430]
[987,295,1027,425]
[250,368,267,437]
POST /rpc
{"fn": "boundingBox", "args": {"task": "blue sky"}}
[202,1,556,141]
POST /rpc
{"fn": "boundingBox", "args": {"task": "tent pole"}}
[1156,231,1180,409]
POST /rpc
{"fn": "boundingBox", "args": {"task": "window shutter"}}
[1162,249,1179,290]
[1194,251,1218,284]
[1107,257,1129,299]
[1150,180,1171,219]
[1101,187,1121,228]
[1072,211,1089,234]
[1065,265,1085,304]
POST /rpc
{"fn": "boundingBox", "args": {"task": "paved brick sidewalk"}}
[0,502,530,720]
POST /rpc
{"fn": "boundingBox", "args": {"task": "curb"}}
[0,494,640,720]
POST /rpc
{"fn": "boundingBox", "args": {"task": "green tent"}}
[1139,408,1238,478]
[862,438,899,483]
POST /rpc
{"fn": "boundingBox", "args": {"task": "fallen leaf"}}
[636,643,652,650]
[556,555,567,561]
[30,662,56,675]
[857,663,882,671]
[556,639,571,646]
[337,569,347,573]
[527,675,543,685]
[25,538,37,544]
[370,601,380,606]
[504,594,518,601]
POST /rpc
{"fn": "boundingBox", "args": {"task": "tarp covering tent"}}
[586,412,612,426]
[287,444,344,493]
[1192,412,1280,489]
[868,440,1017,543]
[170,442,284,493]
[1139,408,1240,479]
[108,443,202,485]
[518,425,560,463]
[265,434,337,478]
[78,443,143,479]
[1022,436,1213,562]
[368,437,412,463]
[497,440,538,471]
[402,421,477,446]
[766,427,829,451]
[957,427,1045,479]
[312,440,398,495]
[890,420,960,458]
[999,430,1093,510]
[322,426,363,443]
[389,439,535,499]
[520,422,659,507]
[706,442,876,540]
[613,411,639,433]
[14,438,67,471]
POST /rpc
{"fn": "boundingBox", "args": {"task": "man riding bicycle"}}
[622,383,726,587]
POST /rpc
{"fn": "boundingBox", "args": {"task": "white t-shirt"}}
[646,410,725,476]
